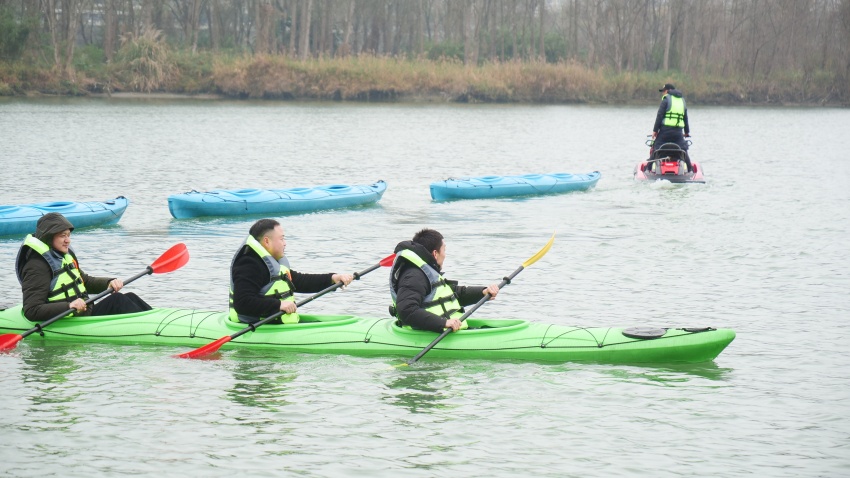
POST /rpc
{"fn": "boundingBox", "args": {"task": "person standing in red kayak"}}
[15,213,152,321]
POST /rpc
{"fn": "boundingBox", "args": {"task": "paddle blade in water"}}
[150,243,190,274]
[0,334,24,352]
[175,336,231,359]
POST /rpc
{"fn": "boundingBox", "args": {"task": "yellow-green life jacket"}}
[15,234,88,304]
[662,94,686,128]
[390,249,467,330]
[228,235,298,324]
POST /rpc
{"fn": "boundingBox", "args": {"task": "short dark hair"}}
[412,228,444,254]
[249,218,280,241]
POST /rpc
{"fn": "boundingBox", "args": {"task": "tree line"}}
[1,0,848,101]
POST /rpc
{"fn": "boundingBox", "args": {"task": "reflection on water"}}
[224,353,298,412]
[18,344,84,432]
[597,362,734,384]
[383,367,453,413]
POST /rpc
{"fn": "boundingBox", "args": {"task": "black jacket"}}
[653,88,690,134]
[230,252,335,320]
[18,212,114,322]
[19,249,112,322]
[391,241,486,333]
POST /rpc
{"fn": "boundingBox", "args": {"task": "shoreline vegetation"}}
[2,53,847,106]
[2,1,848,107]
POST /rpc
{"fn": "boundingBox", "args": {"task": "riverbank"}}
[2,55,847,106]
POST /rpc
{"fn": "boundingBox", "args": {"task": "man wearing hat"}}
[652,83,691,167]
[15,212,151,321]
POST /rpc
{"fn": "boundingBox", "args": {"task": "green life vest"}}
[390,249,467,330]
[228,235,298,324]
[662,94,686,128]
[15,234,88,304]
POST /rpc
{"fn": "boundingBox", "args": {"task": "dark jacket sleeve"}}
[231,254,282,319]
[683,107,690,134]
[653,96,668,133]
[20,255,113,322]
[290,270,334,294]
[456,285,487,307]
[395,266,487,333]
[79,270,112,295]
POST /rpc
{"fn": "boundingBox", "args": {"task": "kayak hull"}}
[167,180,387,219]
[634,160,706,184]
[430,172,601,201]
[0,305,734,364]
[0,196,129,237]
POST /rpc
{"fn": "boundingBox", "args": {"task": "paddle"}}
[175,253,397,359]
[400,233,555,366]
[0,243,190,352]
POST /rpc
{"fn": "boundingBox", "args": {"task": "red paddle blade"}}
[175,336,231,359]
[0,334,24,352]
[379,254,396,267]
[150,243,190,274]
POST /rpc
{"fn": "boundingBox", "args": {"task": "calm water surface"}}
[1,98,848,477]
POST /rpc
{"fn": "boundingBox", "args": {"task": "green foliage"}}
[0,7,31,60]
[170,50,216,93]
[543,33,568,63]
[74,44,106,72]
[426,41,464,61]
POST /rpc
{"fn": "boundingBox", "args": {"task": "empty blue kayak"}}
[0,196,129,238]
[430,172,601,201]
[168,180,387,219]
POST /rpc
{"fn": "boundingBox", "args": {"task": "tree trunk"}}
[340,0,354,57]
[61,0,80,80]
[104,0,117,62]
[190,0,203,54]
[289,0,298,56]
[298,0,312,58]
[44,0,80,80]
[538,0,544,61]
[663,0,673,71]
[209,0,220,52]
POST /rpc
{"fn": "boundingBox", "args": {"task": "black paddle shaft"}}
[24,266,153,339]
[406,265,525,365]
[228,261,383,341]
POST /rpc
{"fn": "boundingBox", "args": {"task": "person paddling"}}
[229,218,354,324]
[15,212,152,321]
[389,228,499,333]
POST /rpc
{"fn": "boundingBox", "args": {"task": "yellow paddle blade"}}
[521,232,555,268]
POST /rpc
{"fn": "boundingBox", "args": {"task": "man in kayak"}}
[652,83,692,170]
[229,218,353,324]
[15,213,152,321]
[389,228,500,332]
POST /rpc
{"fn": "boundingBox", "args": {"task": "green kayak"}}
[0,305,735,364]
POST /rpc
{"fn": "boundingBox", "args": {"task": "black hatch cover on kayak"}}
[622,327,667,339]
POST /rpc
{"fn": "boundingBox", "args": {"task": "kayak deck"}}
[167,181,386,218]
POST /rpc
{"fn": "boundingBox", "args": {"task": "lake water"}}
[1,98,848,477]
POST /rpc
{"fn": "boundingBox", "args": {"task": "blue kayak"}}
[430,172,601,201]
[0,196,129,238]
[168,180,387,219]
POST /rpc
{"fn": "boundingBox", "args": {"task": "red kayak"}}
[634,140,705,184]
